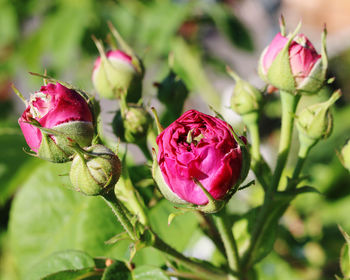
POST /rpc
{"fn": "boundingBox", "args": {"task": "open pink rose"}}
[155,110,244,205]
[259,32,324,93]
[19,83,93,155]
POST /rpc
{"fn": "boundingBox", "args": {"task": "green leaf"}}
[102,260,132,280]
[133,265,170,280]
[339,226,350,278]
[233,207,279,265]
[27,250,95,280]
[43,268,98,280]
[206,3,254,51]
[0,122,40,206]
[9,161,130,279]
[148,200,198,251]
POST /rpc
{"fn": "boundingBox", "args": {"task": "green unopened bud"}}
[112,105,151,144]
[228,67,262,115]
[296,90,341,145]
[70,145,121,196]
[157,70,189,110]
[92,36,143,103]
[340,140,350,172]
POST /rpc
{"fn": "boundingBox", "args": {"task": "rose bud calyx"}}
[340,140,350,172]
[112,103,151,144]
[17,83,94,163]
[258,22,328,95]
[152,110,250,213]
[70,144,122,196]
[228,67,263,116]
[92,36,143,103]
[296,90,341,147]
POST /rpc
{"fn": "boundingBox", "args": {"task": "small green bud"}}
[228,67,262,115]
[112,105,151,144]
[156,70,189,110]
[296,90,341,144]
[340,140,350,172]
[70,145,122,196]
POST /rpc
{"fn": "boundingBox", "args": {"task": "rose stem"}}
[196,211,226,255]
[152,232,231,280]
[241,90,300,272]
[243,112,269,190]
[102,185,231,279]
[290,138,315,187]
[101,191,138,241]
[270,90,300,193]
[213,211,240,278]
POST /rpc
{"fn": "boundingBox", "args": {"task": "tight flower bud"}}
[259,24,327,95]
[92,49,143,102]
[296,90,341,145]
[228,67,262,115]
[70,145,122,196]
[152,110,249,213]
[18,83,94,163]
[340,140,350,172]
[112,105,151,144]
[156,70,189,112]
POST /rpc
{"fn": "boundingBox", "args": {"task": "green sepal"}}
[296,89,341,142]
[38,132,70,163]
[266,23,302,93]
[228,67,263,115]
[151,149,187,205]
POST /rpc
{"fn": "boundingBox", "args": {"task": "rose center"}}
[28,92,51,119]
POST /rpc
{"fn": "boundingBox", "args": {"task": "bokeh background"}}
[0,0,349,279]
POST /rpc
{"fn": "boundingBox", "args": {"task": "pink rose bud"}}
[152,110,249,213]
[92,50,143,102]
[18,83,94,162]
[259,25,328,95]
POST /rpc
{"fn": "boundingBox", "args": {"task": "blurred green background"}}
[0,0,349,279]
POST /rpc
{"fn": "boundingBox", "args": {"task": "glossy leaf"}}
[133,265,170,280]
[9,161,130,278]
[101,260,132,280]
[27,250,95,280]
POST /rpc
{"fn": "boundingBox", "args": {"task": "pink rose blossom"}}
[18,83,93,152]
[262,33,321,84]
[156,110,243,205]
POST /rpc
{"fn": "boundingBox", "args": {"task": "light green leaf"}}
[27,250,95,280]
[133,265,170,280]
[42,268,98,280]
[9,161,130,279]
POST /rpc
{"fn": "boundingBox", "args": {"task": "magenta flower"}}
[18,83,94,161]
[259,30,327,94]
[154,110,246,206]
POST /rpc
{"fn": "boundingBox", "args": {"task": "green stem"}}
[244,113,270,190]
[241,91,300,273]
[270,91,300,193]
[101,191,137,241]
[152,233,231,280]
[243,113,260,161]
[213,212,240,274]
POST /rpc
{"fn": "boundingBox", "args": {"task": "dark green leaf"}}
[102,260,132,280]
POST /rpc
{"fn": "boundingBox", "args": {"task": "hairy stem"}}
[101,191,138,241]
[213,212,240,278]
[152,232,231,280]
